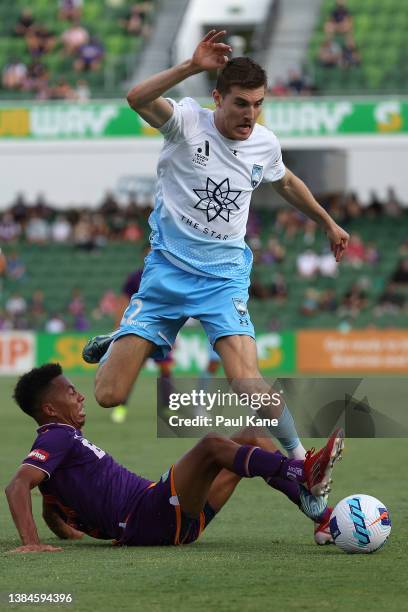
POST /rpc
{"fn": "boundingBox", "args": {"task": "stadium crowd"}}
[1,0,154,100]
[1,188,407,333]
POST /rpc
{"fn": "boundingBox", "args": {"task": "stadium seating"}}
[2,211,407,333]
[0,0,154,99]
[307,0,408,94]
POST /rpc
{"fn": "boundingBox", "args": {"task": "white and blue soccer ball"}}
[329,494,391,554]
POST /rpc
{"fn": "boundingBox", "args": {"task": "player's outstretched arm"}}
[42,500,84,540]
[5,465,62,553]
[127,30,231,128]
[272,168,349,261]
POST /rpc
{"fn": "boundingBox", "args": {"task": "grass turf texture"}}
[0,374,407,612]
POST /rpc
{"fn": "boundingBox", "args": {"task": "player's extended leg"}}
[95,335,155,407]
[172,429,344,516]
[215,334,306,459]
[205,427,278,511]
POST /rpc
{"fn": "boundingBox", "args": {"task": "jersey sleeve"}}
[23,428,75,479]
[158,97,201,143]
[262,133,286,183]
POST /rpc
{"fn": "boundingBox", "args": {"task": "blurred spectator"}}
[59,0,83,22]
[375,283,405,316]
[366,190,383,217]
[68,287,86,316]
[95,290,118,317]
[51,215,72,242]
[14,8,35,37]
[0,213,21,242]
[341,35,361,68]
[6,252,26,281]
[344,233,366,267]
[5,293,27,317]
[2,60,28,90]
[22,61,49,92]
[73,313,89,331]
[48,79,76,100]
[270,272,288,302]
[297,249,319,278]
[324,0,353,36]
[384,187,402,218]
[28,289,47,329]
[10,193,29,223]
[123,221,143,242]
[303,218,317,246]
[99,191,120,217]
[249,275,270,299]
[74,38,104,72]
[25,214,50,244]
[391,259,408,285]
[120,3,153,38]
[319,289,338,312]
[73,213,95,250]
[75,79,90,101]
[338,283,367,318]
[318,249,337,277]
[45,313,66,333]
[300,288,320,316]
[61,24,90,56]
[26,24,56,58]
[0,309,13,331]
[268,79,289,97]
[260,237,285,264]
[287,70,311,96]
[364,242,380,265]
[319,35,342,68]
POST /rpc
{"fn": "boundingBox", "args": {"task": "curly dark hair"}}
[215,57,267,95]
[13,363,62,420]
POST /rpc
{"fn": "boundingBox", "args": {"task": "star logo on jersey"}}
[193,177,241,223]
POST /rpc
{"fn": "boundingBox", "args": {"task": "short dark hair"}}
[215,57,267,95]
[13,363,62,420]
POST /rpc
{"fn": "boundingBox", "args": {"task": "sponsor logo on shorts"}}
[27,448,49,462]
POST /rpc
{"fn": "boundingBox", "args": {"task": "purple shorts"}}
[118,466,215,546]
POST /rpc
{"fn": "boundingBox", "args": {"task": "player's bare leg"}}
[95,335,155,407]
[205,427,277,511]
[215,334,306,459]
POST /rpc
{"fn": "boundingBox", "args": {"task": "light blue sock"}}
[268,404,306,459]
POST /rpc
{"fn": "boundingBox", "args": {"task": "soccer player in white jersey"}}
[83,31,348,542]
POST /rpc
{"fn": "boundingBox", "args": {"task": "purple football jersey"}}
[23,423,153,540]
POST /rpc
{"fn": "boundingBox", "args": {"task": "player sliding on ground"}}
[6,365,344,552]
[82,31,349,472]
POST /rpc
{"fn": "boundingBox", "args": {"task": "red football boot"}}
[303,429,345,496]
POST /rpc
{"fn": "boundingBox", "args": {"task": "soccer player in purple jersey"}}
[5,364,344,552]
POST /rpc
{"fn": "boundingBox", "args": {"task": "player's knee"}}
[197,432,227,462]
[95,384,127,408]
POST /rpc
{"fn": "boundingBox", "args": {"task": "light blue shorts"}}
[105,250,255,360]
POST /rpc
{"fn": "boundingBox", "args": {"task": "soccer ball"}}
[329,494,391,553]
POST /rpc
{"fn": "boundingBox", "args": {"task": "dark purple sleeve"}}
[23,428,74,479]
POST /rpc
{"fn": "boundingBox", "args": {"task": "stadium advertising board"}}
[0,331,35,374]
[297,330,408,373]
[1,99,407,139]
[35,330,295,375]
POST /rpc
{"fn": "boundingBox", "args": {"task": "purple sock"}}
[232,445,305,482]
[265,476,301,506]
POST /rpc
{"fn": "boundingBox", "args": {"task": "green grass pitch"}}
[0,374,407,611]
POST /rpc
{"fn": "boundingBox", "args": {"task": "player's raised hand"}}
[191,30,232,71]
[8,544,63,554]
[326,222,350,262]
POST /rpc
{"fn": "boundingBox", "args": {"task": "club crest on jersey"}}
[251,164,263,188]
[232,298,247,317]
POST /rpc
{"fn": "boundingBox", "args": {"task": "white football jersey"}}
[149,97,285,278]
